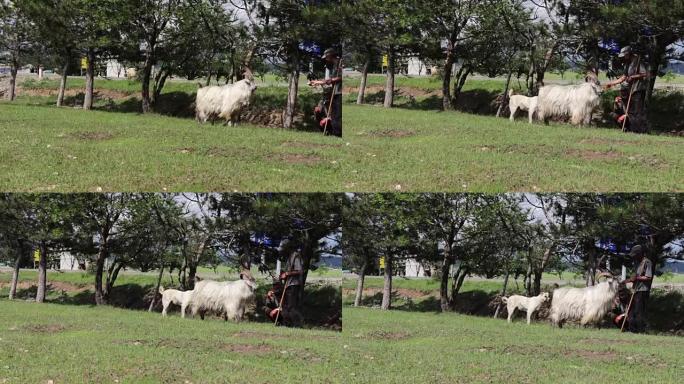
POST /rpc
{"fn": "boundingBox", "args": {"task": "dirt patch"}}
[564,349,618,361]
[173,147,196,154]
[68,131,115,141]
[579,138,636,146]
[22,324,67,334]
[272,153,322,166]
[565,148,622,161]
[220,343,274,354]
[363,330,412,340]
[232,331,290,340]
[0,280,88,293]
[345,85,438,99]
[368,129,416,138]
[352,287,434,299]
[18,87,133,99]
[281,140,341,149]
[578,338,637,345]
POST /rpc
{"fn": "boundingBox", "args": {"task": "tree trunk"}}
[586,249,596,286]
[532,270,542,296]
[36,244,48,303]
[149,264,165,312]
[141,56,154,113]
[524,263,532,296]
[535,45,555,92]
[383,48,395,108]
[496,71,513,117]
[153,70,169,105]
[8,65,17,101]
[9,252,22,300]
[56,59,69,107]
[83,49,95,110]
[105,262,123,297]
[439,253,452,312]
[356,59,370,105]
[493,268,510,318]
[453,66,471,102]
[283,63,300,129]
[353,260,367,307]
[94,248,107,305]
[380,254,392,310]
[453,268,467,296]
[442,50,455,110]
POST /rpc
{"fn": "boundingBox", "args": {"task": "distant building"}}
[105,60,137,79]
[664,259,684,274]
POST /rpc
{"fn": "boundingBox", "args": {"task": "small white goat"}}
[508,89,538,124]
[536,73,602,126]
[195,78,257,126]
[159,286,193,318]
[189,270,257,322]
[550,272,620,328]
[502,292,549,324]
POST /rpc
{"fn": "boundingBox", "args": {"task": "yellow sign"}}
[382,55,388,67]
[33,249,40,262]
[379,257,385,269]
[81,57,88,70]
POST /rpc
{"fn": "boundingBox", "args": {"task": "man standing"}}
[280,249,305,327]
[625,245,653,333]
[309,47,342,137]
[605,46,650,133]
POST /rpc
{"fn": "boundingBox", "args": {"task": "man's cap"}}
[322,48,338,59]
[629,244,644,257]
[618,46,632,58]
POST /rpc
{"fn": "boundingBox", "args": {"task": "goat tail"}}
[501,297,508,303]
[158,286,165,294]
[508,89,514,97]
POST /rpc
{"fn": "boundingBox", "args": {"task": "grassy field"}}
[343,104,683,191]
[2,301,680,383]
[2,74,683,191]
[342,307,684,383]
[0,300,344,383]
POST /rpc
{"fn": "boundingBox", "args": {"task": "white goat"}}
[503,292,549,324]
[189,270,257,322]
[195,78,257,126]
[508,90,538,124]
[550,273,620,328]
[159,286,193,318]
[536,73,602,126]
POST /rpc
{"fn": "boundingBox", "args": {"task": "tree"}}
[0,1,37,101]
[418,0,483,110]
[342,194,384,306]
[75,0,128,110]
[17,0,80,106]
[125,0,182,113]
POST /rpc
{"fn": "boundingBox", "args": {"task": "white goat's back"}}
[195,79,256,124]
[537,82,601,126]
[190,278,257,320]
[550,281,618,326]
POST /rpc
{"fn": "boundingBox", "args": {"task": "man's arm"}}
[308,77,341,86]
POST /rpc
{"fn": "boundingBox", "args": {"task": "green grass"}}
[342,307,684,383]
[0,300,343,383]
[343,104,683,191]
[0,102,344,192]
[3,74,682,192]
